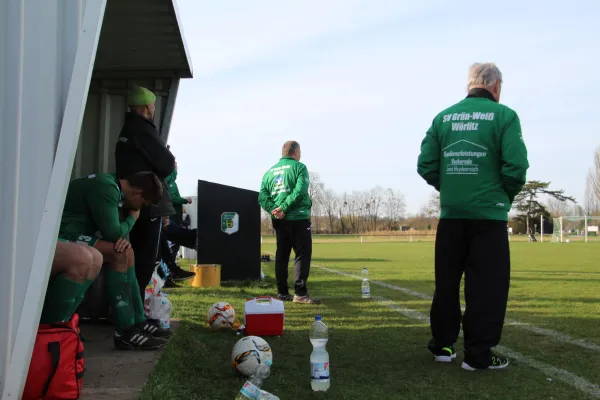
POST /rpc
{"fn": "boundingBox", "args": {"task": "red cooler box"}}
[244,296,285,336]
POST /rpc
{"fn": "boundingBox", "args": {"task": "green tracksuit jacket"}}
[59,173,135,242]
[417,89,529,221]
[259,156,312,220]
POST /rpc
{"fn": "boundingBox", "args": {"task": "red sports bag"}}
[22,314,85,400]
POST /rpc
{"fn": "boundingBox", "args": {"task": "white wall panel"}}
[0,0,106,397]
[0,0,191,397]
[0,0,91,394]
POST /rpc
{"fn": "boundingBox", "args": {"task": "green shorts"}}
[58,234,99,247]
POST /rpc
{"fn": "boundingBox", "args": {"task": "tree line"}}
[260,146,600,235]
[261,171,410,234]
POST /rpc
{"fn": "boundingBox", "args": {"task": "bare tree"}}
[546,197,569,217]
[260,209,274,235]
[308,171,324,231]
[421,192,440,219]
[585,170,599,215]
[591,146,600,205]
[308,171,324,207]
[368,186,384,232]
[321,188,338,233]
[569,203,585,217]
[383,189,406,230]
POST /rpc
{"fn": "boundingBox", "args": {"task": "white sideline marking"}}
[314,265,600,353]
[374,296,600,399]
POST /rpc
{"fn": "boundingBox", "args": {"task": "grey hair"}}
[467,63,503,90]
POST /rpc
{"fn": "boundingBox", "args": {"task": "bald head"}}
[282,141,301,161]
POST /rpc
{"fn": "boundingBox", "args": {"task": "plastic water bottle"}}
[258,390,280,400]
[235,360,272,399]
[361,267,370,298]
[310,316,330,391]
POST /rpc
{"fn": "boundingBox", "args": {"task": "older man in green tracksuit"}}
[259,141,320,304]
[417,63,529,371]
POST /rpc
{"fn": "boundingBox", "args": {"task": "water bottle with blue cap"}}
[309,315,330,391]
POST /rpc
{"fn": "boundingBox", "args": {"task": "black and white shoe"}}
[136,319,174,339]
[277,293,293,301]
[169,266,195,282]
[462,354,509,371]
[113,328,168,350]
[434,346,457,363]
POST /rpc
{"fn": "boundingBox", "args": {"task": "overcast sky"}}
[167,0,600,214]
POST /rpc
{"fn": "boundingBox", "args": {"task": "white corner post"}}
[585,216,588,243]
[2,1,106,398]
[540,214,544,242]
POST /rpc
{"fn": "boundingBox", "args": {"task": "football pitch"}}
[141,240,600,400]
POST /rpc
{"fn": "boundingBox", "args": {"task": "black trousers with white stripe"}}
[428,218,510,368]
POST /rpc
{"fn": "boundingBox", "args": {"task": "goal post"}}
[552,216,600,243]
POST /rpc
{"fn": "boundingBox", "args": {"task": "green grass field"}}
[140,241,600,400]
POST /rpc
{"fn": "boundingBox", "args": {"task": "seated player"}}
[59,171,170,350]
[40,240,103,324]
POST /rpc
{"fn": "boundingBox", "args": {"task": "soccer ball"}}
[206,302,236,331]
[231,336,273,377]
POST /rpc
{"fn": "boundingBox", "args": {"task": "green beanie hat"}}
[128,86,156,106]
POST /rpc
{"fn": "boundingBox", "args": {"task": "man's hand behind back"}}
[272,207,285,220]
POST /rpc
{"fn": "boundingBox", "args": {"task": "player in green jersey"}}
[46,171,168,350]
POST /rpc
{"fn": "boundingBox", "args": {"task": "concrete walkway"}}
[79,321,175,400]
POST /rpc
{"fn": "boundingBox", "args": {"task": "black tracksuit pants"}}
[428,218,510,368]
[272,219,312,297]
[129,215,162,301]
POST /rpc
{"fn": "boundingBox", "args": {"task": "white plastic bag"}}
[144,268,165,300]
[148,292,172,329]
[144,267,165,315]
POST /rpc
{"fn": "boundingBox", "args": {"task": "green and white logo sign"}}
[221,212,239,235]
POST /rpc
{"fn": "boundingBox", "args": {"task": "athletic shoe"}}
[114,328,168,350]
[293,295,322,304]
[163,277,181,288]
[277,293,293,301]
[462,354,509,371]
[169,266,195,281]
[143,319,174,338]
[434,346,457,363]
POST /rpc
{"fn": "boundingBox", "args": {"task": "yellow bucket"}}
[190,264,221,288]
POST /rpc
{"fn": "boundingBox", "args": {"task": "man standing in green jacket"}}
[417,63,529,371]
[259,141,320,304]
